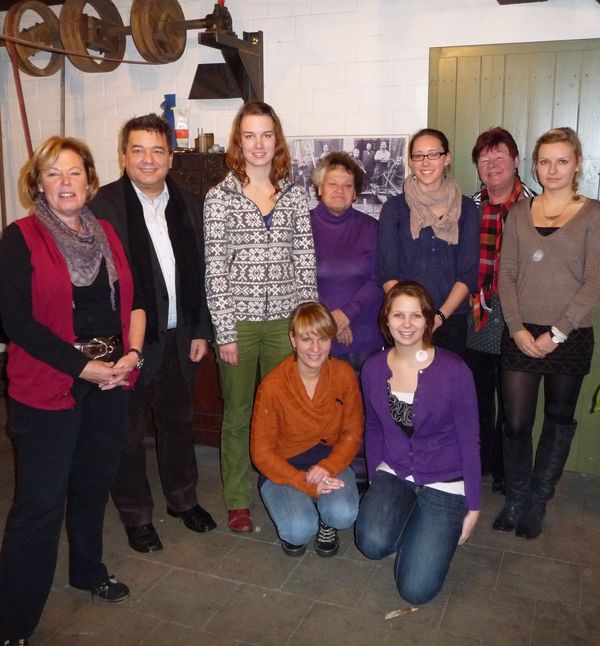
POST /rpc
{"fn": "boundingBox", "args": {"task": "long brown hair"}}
[226,102,291,191]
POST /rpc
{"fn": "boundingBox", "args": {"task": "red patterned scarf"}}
[472,176,524,331]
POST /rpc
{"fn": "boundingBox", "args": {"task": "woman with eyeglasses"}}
[377,129,479,357]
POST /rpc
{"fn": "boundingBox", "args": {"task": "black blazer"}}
[89,176,212,386]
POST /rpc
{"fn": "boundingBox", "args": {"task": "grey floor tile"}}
[42,604,159,645]
[281,550,376,607]
[543,522,600,566]
[246,503,282,544]
[1,413,600,646]
[132,568,238,629]
[441,583,535,645]
[446,543,503,589]
[531,599,600,645]
[357,563,404,614]
[140,621,243,645]
[288,603,401,645]
[101,555,174,607]
[339,535,373,562]
[497,552,582,603]
[205,584,312,645]
[144,524,240,574]
[35,589,91,644]
[209,538,303,587]
[581,565,600,610]
[356,567,452,628]
[388,621,484,646]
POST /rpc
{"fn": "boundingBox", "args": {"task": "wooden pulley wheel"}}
[130,0,186,64]
[3,1,64,77]
[59,0,126,73]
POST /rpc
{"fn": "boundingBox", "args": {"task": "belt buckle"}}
[87,338,110,359]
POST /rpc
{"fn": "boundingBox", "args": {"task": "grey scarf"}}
[35,194,118,308]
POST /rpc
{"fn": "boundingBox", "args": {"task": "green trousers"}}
[217,319,291,509]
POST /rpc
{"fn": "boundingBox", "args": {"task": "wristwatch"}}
[128,348,144,370]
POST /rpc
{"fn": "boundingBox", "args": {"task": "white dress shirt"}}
[133,183,178,329]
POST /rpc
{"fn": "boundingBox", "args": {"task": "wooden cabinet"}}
[170,152,228,447]
[170,151,228,202]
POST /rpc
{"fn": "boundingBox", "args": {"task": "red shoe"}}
[228,508,253,532]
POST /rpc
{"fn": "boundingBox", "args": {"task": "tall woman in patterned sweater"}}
[203,102,318,532]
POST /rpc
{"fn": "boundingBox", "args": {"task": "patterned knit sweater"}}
[203,172,318,345]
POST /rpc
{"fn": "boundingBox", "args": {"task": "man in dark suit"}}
[361,142,375,187]
[90,114,216,553]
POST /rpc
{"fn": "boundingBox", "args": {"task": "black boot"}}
[516,420,577,540]
[492,432,532,532]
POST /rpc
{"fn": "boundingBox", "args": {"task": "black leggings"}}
[501,370,584,440]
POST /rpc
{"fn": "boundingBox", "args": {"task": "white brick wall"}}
[1,0,600,222]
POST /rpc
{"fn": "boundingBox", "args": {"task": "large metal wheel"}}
[130,0,186,64]
[3,0,64,77]
[59,0,126,73]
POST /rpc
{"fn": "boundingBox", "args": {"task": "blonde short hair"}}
[19,136,99,209]
[289,302,337,339]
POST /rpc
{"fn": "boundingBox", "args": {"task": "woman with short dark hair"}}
[466,127,536,494]
[310,152,383,373]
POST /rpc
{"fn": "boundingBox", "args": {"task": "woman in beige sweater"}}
[496,127,600,540]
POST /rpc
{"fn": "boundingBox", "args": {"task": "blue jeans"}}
[260,468,359,545]
[355,471,465,604]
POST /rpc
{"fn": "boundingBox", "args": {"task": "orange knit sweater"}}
[250,355,363,497]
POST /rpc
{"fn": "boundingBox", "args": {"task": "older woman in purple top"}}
[310,152,383,373]
[356,281,480,605]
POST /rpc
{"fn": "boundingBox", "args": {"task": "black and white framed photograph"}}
[288,135,409,218]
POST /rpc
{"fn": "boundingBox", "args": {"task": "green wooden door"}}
[428,38,600,474]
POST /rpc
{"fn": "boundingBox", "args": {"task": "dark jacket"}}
[90,175,211,385]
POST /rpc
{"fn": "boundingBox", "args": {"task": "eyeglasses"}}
[410,152,447,162]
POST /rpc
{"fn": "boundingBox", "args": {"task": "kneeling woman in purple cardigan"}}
[355,281,481,605]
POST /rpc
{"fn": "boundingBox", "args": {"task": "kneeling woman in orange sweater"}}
[251,302,363,557]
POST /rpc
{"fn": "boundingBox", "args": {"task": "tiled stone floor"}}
[1,403,599,645]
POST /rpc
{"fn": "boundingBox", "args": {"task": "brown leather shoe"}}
[228,508,253,532]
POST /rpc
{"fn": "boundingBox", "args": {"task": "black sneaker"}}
[2,639,29,645]
[91,575,130,602]
[314,521,339,557]
[281,540,306,556]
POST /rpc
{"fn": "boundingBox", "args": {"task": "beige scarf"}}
[403,175,463,244]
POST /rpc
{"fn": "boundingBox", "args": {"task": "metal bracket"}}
[189,29,263,102]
